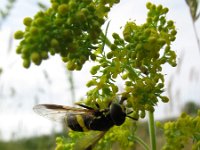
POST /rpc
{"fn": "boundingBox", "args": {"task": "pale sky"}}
[0,0,200,140]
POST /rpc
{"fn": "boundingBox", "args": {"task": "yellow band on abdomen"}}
[76,115,89,131]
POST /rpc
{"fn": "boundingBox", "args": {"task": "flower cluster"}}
[158,110,200,150]
[86,2,177,119]
[14,0,119,69]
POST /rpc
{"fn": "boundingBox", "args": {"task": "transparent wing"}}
[74,131,107,150]
[33,104,94,122]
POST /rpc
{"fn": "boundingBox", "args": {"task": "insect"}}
[33,99,137,149]
[33,100,137,132]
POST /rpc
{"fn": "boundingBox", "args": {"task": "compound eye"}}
[110,103,126,126]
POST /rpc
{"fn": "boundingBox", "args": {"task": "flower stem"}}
[100,21,112,50]
[148,111,156,150]
[134,135,150,150]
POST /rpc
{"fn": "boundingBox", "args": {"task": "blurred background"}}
[0,0,200,149]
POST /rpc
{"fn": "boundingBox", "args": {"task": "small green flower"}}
[14,30,24,39]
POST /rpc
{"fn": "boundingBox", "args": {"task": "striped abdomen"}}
[65,113,114,131]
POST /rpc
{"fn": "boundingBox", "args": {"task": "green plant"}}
[14,1,200,150]
[157,111,200,150]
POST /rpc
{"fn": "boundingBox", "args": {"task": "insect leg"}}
[76,103,94,110]
[127,115,138,121]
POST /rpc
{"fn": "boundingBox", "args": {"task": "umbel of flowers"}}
[85,2,176,119]
[14,0,120,69]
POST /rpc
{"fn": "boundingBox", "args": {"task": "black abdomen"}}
[65,113,114,131]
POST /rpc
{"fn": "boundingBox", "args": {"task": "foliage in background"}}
[185,0,200,53]
[157,110,200,150]
[182,101,200,116]
[0,0,16,99]
[0,0,16,27]
[0,134,61,150]
[185,0,200,21]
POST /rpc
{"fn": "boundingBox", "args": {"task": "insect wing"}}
[33,104,94,122]
[74,131,107,150]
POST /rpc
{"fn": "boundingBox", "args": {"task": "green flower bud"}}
[167,20,174,27]
[125,81,133,86]
[86,79,97,87]
[52,2,59,10]
[102,87,111,95]
[145,104,154,112]
[62,57,68,62]
[68,1,76,9]
[14,30,24,39]
[75,64,82,71]
[41,51,48,59]
[51,38,59,47]
[23,59,31,68]
[170,36,176,41]
[16,46,22,54]
[30,27,39,35]
[162,8,169,14]
[35,18,46,26]
[21,46,30,55]
[157,38,166,45]
[135,43,142,51]
[23,17,32,26]
[140,110,146,118]
[146,17,153,23]
[111,44,117,51]
[144,29,151,37]
[148,36,157,44]
[55,18,64,26]
[90,65,100,75]
[171,29,177,36]
[121,73,128,80]
[106,52,113,59]
[58,4,69,16]
[66,61,76,70]
[75,11,86,23]
[157,83,164,89]
[90,54,96,61]
[123,33,131,42]
[111,84,118,93]
[31,52,41,65]
[146,2,152,9]
[112,33,120,39]
[156,5,163,12]
[160,96,169,103]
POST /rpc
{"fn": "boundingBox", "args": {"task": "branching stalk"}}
[134,135,150,150]
[148,111,156,150]
[191,21,200,54]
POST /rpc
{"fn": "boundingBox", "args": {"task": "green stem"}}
[134,135,150,150]
[100,30,112,49]
[148,111,156,150]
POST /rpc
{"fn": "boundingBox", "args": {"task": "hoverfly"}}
[33,98,137,149]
